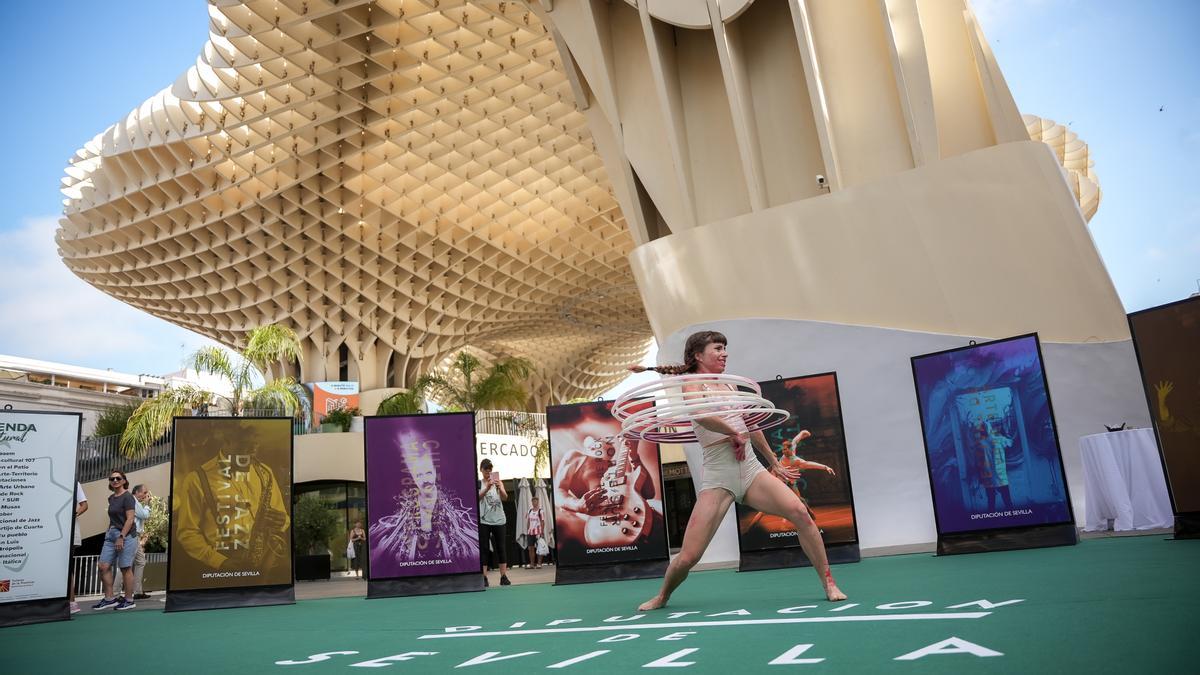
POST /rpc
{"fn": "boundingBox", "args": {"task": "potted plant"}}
[293,494,339,580]
[322,407,354,433]
[140,494,170,592]
[346,407,364,433]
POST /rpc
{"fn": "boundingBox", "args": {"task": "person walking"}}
[93,470,138,611]
[68,483,88,615]
[348,520,366,578]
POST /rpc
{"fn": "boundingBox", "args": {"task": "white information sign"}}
[0,411,79,603]
[475,433,544,479]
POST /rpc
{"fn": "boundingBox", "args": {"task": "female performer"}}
[633,331,846,610]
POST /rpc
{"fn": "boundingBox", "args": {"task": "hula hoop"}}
[612,373,790,443]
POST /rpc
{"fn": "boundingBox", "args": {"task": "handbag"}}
[536,536,549,557]
[346,540,356,560]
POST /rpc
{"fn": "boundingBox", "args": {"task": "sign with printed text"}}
[475,432,543,479]
[0,411,79,606]
[911,334,1073,535]
[168,417,293,593]
[307,382,360,427]
[366,413,481,579]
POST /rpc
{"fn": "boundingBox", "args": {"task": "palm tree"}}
[421,351,534,412]
[375,386,429,416]
[119,324,306,457]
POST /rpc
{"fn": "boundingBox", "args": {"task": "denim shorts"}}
[99,527,137,569]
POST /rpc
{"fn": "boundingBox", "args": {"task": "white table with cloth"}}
[1079,428,1174,532]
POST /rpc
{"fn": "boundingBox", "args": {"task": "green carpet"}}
[5,536,1195,673]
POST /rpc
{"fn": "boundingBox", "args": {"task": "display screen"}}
[736,373,858,551]
[547,400,668,567]
[366,413,481,578]
[911,334,1073,534]
[169,417,293,591]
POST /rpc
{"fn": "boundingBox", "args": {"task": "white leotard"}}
[690,383,765,502]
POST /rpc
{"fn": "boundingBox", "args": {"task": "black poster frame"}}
[733,373,862,572]
[165,416,295,612]
[363,411,484,599]
[1127,295,1200,538]
[910,333,1077,555]
[0,409,81,628]
[545,400,669,585]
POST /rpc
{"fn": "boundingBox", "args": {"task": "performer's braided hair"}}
[628,330,727,375]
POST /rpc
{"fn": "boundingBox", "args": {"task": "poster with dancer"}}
[911,334,1073,535]
[547,400,668,568]
[365,412,481,579]
[735,374,858,551]
[1129,296,1200,514]
[167,417,293,610]
[0,410,80,627]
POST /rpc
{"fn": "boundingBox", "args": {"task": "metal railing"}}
[77,410,309,483]
[77,432,173,484]
[71,552,167,597]
[475,410,547,436]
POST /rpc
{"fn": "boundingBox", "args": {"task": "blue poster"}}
[911,334,1072,534]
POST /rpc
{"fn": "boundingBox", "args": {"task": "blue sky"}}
[0,1,1195,385]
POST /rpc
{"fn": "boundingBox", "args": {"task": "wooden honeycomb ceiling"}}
[57,0,651,404]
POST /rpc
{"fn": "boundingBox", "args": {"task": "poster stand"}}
[1170,512,1200,540]
[368,573,483,599]
[364,412,485,599]
[911,334,1078,557]
[733,374,862,575]
[546,401,671,587]
[935,523,1076,556]
[738,542,860,573]
[0,409,81,628]
[1127,297,1200,542]
[165,417,295,613]
[554,559,667,585]
[165,585,294,612]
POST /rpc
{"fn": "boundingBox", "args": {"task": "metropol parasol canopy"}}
[58,0,1096,406]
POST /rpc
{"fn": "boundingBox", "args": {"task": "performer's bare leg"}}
[743,473,847,601]
[638,488,734,611]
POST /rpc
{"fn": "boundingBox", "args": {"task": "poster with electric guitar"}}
[546,400,668,568]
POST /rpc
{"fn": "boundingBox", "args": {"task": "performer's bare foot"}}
[822,568,847,602]
[824,583,847,602]
[638,594,668,611]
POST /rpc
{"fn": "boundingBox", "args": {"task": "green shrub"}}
[293,494,340,555]
[94,401,140,438]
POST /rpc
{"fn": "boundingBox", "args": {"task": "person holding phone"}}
[478,459,510,587]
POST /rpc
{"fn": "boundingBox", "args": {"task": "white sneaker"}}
[69,602,80,615]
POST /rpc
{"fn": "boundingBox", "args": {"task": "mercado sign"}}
[475,432,543,479]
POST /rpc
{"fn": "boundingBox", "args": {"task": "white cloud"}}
[0,216,222,374]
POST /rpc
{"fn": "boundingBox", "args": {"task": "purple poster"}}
[911,334,1073,535]
[365,413,481,578]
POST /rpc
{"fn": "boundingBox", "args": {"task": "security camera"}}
[815,174,827,188]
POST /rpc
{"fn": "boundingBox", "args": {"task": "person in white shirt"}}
[69,483,87,615]
[116,485,153,600]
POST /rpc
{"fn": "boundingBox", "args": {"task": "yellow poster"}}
[169,418,292,591]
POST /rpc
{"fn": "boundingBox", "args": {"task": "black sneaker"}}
[132,593,151,600]
[115,597,136,611]
[500,575,511,586]
[91,597,119,610]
